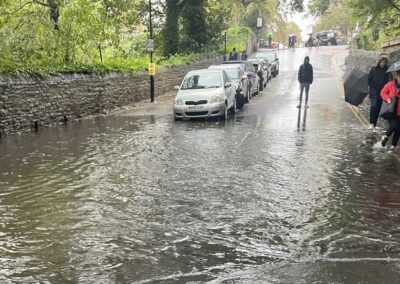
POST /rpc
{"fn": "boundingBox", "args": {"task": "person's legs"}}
[305,84,310,106]
[382,118,397,147]
[386,118,397,137]
[298,84,305,107]
[374,97,383,126]
[391,117,400,148]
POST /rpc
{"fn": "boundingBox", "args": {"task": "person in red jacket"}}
[380,69,400,151]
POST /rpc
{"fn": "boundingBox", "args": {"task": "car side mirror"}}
[174,86,180,91]
[225,82,232,88]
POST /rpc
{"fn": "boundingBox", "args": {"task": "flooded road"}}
[2,47,400,283]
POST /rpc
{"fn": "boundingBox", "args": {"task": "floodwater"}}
[1,47,400,283]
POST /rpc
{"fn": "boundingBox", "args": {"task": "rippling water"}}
[2,47,400,283]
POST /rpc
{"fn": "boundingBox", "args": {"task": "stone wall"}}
[0,56,222,136]
[345,48,400,74]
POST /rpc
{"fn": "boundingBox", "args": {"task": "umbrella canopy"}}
[344,69,369,106]
[387,60,400,73]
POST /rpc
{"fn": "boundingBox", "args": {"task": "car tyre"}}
[245,86,251,103]
[230,97,237,114]
[236,94,245,109]
[254,82,259,96]
[220,103,228,120]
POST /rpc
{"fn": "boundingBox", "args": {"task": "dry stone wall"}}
[0,56,221,136]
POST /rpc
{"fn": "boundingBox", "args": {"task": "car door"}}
[239,68,248,96]
[246,63,258,94]
[222,71,234,107]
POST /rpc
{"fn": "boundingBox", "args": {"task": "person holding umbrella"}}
[368,55,389,131]
[380,62,400,151]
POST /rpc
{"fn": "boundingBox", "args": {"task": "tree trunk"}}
[163,0,181,56]
[48,0,60,30]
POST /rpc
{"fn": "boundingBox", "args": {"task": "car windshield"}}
[181,73,222,90]
[254,52,275,61]
[223,68,240,79]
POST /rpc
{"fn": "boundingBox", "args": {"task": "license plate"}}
[188,106,204,110]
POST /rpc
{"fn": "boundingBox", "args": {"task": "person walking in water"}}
[297,56,313,108]
[368,55,389,132]
[380,69,400,151]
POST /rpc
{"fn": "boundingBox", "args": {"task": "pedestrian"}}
[241,50,248,61]
[380,69,400,151]
[297,56,313,108]
[229,47,239,61]
[368,55,389,131]
[307,35,313,48]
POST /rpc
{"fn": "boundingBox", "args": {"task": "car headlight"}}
[174,97,184,105]
[210,95,224,104]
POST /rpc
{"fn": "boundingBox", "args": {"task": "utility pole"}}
[224,32,227,61]
[148,0,155,103]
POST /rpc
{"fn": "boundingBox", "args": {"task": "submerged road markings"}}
[331,52,400,161]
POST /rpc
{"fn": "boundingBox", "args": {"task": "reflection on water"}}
[1,111,400,283]
[1,47,400,283]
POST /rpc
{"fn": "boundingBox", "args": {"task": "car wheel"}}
[248,86,253,101]
[254,82,259,96]
[237,94,245,109]
[230,97,237,114]
[220,103,228,120]
[245,86,250,103]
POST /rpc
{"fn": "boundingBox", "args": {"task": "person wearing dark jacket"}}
[229,48,239,61]
[368,55,389,131]
[297,56,313,108]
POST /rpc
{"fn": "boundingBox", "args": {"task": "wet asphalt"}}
[1,46,400,283]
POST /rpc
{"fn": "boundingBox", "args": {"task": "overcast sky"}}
[288,0,317,40]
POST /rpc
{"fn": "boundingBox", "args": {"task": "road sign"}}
[147,39,155,52]
[148,63,156,76]
[257,18,263,28]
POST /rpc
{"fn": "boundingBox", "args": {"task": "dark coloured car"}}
[252,50,280,77]
[222,61,260,97]
[315,31,338,46]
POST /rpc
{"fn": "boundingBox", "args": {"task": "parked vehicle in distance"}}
[247,58,269,90]
[173,69,236,121]
[252,50,280,77]
[208,65,249,109]
[222,61,260,97]
[314,31,338,46]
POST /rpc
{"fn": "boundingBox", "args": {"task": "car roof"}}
[186,69,223,75]
[258,48,277,52]
[209,64,240,70]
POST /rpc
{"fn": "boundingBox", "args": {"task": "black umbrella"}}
[387,60,400,73]
[344,69,369,106]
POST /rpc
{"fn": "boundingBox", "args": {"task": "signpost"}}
[257,18,263,28]
[148,0,155,103]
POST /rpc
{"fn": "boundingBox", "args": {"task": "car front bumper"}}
[174,102,226,119]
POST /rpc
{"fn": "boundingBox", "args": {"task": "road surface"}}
[1,46,400,283]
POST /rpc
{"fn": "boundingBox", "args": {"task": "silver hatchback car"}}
[173,69,237,120]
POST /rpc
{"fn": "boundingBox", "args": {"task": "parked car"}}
[252,50,280,77]
[173,69,236,121]
[222,61,260,97]
[208,65,249,109]
[314,31,338,46]
[249,57,272,81]
[247,58,269,90]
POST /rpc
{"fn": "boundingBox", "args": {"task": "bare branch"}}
[32,0,50,7]
[386,0,400,11]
